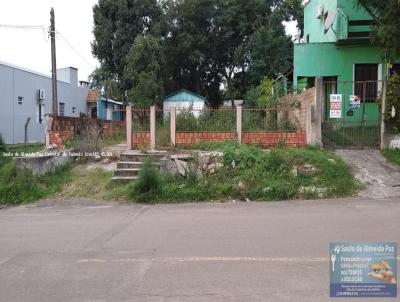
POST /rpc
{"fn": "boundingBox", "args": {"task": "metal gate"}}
[322,80,382,149]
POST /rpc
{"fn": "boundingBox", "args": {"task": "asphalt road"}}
[0,197,399,302]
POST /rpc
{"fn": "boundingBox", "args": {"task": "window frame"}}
[59,102,65,117]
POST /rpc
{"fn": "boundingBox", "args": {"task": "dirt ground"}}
[337,149,400,199]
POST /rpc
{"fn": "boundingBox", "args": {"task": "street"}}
[0,197,399,302]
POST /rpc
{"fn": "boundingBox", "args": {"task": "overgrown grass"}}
[0,162,73,205]
[128,142,360,203]
[6,143,44,154]
[382,149,400,166]
[58,167,131,201]
[101,133,126,147]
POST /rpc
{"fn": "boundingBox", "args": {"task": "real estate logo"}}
[329,94,343,119]
[330,242,397,298]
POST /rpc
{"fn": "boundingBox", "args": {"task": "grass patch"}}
[101,133,126,147]
[58,166,131,201]
[7,143,44,154]
[382,149,400,166]
[0,162,73,205]
[129,142,360,203]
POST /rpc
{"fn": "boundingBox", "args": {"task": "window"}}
[354,64,378,102]
[72,106,76,114]
[37,104,44,124]
[390,64,400,76]
[59,102,65,116]
[18,96,23,105]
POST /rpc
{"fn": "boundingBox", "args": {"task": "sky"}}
[0,0,299,83]
[0,0,99,82]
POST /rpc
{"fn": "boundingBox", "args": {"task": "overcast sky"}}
[0,0,298,82]
[0,0,98,81]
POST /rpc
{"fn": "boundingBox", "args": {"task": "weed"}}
[129,157,161,202]
[0,162,73,205]
[383,149,400,166]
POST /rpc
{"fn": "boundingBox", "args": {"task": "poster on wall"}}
[330,94,342,119]
[350,95,361,109]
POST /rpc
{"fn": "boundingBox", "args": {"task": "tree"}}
[358,0,400,59]
[92,0,304,107]
[92,0,161,101]
[89,67,120,100]
[124,35,165,107]
[248,24,293,86]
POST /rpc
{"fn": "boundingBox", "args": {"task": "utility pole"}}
[50,8,58,115]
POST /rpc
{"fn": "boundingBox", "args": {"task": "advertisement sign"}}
[330,94,342,119]
[330,242,397,298]
[350,95,361,110]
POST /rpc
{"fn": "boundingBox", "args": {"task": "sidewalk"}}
[337,149,400,199]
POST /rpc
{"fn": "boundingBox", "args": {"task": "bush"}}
[0,133,5,152]
[383,73,400,133]
[129,157,161,202]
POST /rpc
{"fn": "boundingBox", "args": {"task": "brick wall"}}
[242,131,307,148]
[176,132,236,146]
[278,88,315,131]
[48,116,126,146]
[132,132,150,149]
[128,130,307,149]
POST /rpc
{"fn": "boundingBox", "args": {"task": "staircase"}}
[112,151,167,182]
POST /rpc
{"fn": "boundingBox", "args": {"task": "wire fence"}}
[322,80,382,149]
[175,109,237,132]
[243,108,303,132]
[131,109,151,132]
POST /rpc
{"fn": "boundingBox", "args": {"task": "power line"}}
[0,23,95,70]
[0,24,47,30]
[55,31,95,69]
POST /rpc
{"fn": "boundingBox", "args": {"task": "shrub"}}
[129,157,161,202]
[383,73,400,133]
[0,133,5,152]
[0,162,72,205]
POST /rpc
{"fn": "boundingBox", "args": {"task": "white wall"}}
[163,101,205,118]
[0,63,89,144]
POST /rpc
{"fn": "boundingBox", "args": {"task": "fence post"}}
[126,106,132,150]
[45,116,53,148]
[150,105,156,150]
[170,107,176,147]
[314,77,323,147]
[380,80,387,150]
[236,105,242,144]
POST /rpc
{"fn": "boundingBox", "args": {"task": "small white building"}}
[163,89,206,117]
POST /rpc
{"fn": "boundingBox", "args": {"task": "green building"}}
[294,0,399,125]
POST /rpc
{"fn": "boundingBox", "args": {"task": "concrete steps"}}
[112,151,167,183]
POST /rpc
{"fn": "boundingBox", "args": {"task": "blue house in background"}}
[163,89,206,117]
[86,90,125,121]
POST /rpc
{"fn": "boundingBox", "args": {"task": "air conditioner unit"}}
[316,4,324,19]
[38,89,46,101]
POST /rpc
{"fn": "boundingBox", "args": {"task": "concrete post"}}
[45,116,53,148]
[236,105,242,144]
[126,106,132,150]
[314,77,323,147]
[170,107,176,147]
[305,105,313,145]
[380,80,387,150]
[150,105,156,150]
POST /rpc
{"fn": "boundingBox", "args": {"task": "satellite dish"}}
[324,9,337,34]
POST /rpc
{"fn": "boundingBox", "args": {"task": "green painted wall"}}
[304,0,338,43]
[295,0,385,123]
[294,43,384,122]
[337,0,371,21]
[304,0,371,43]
